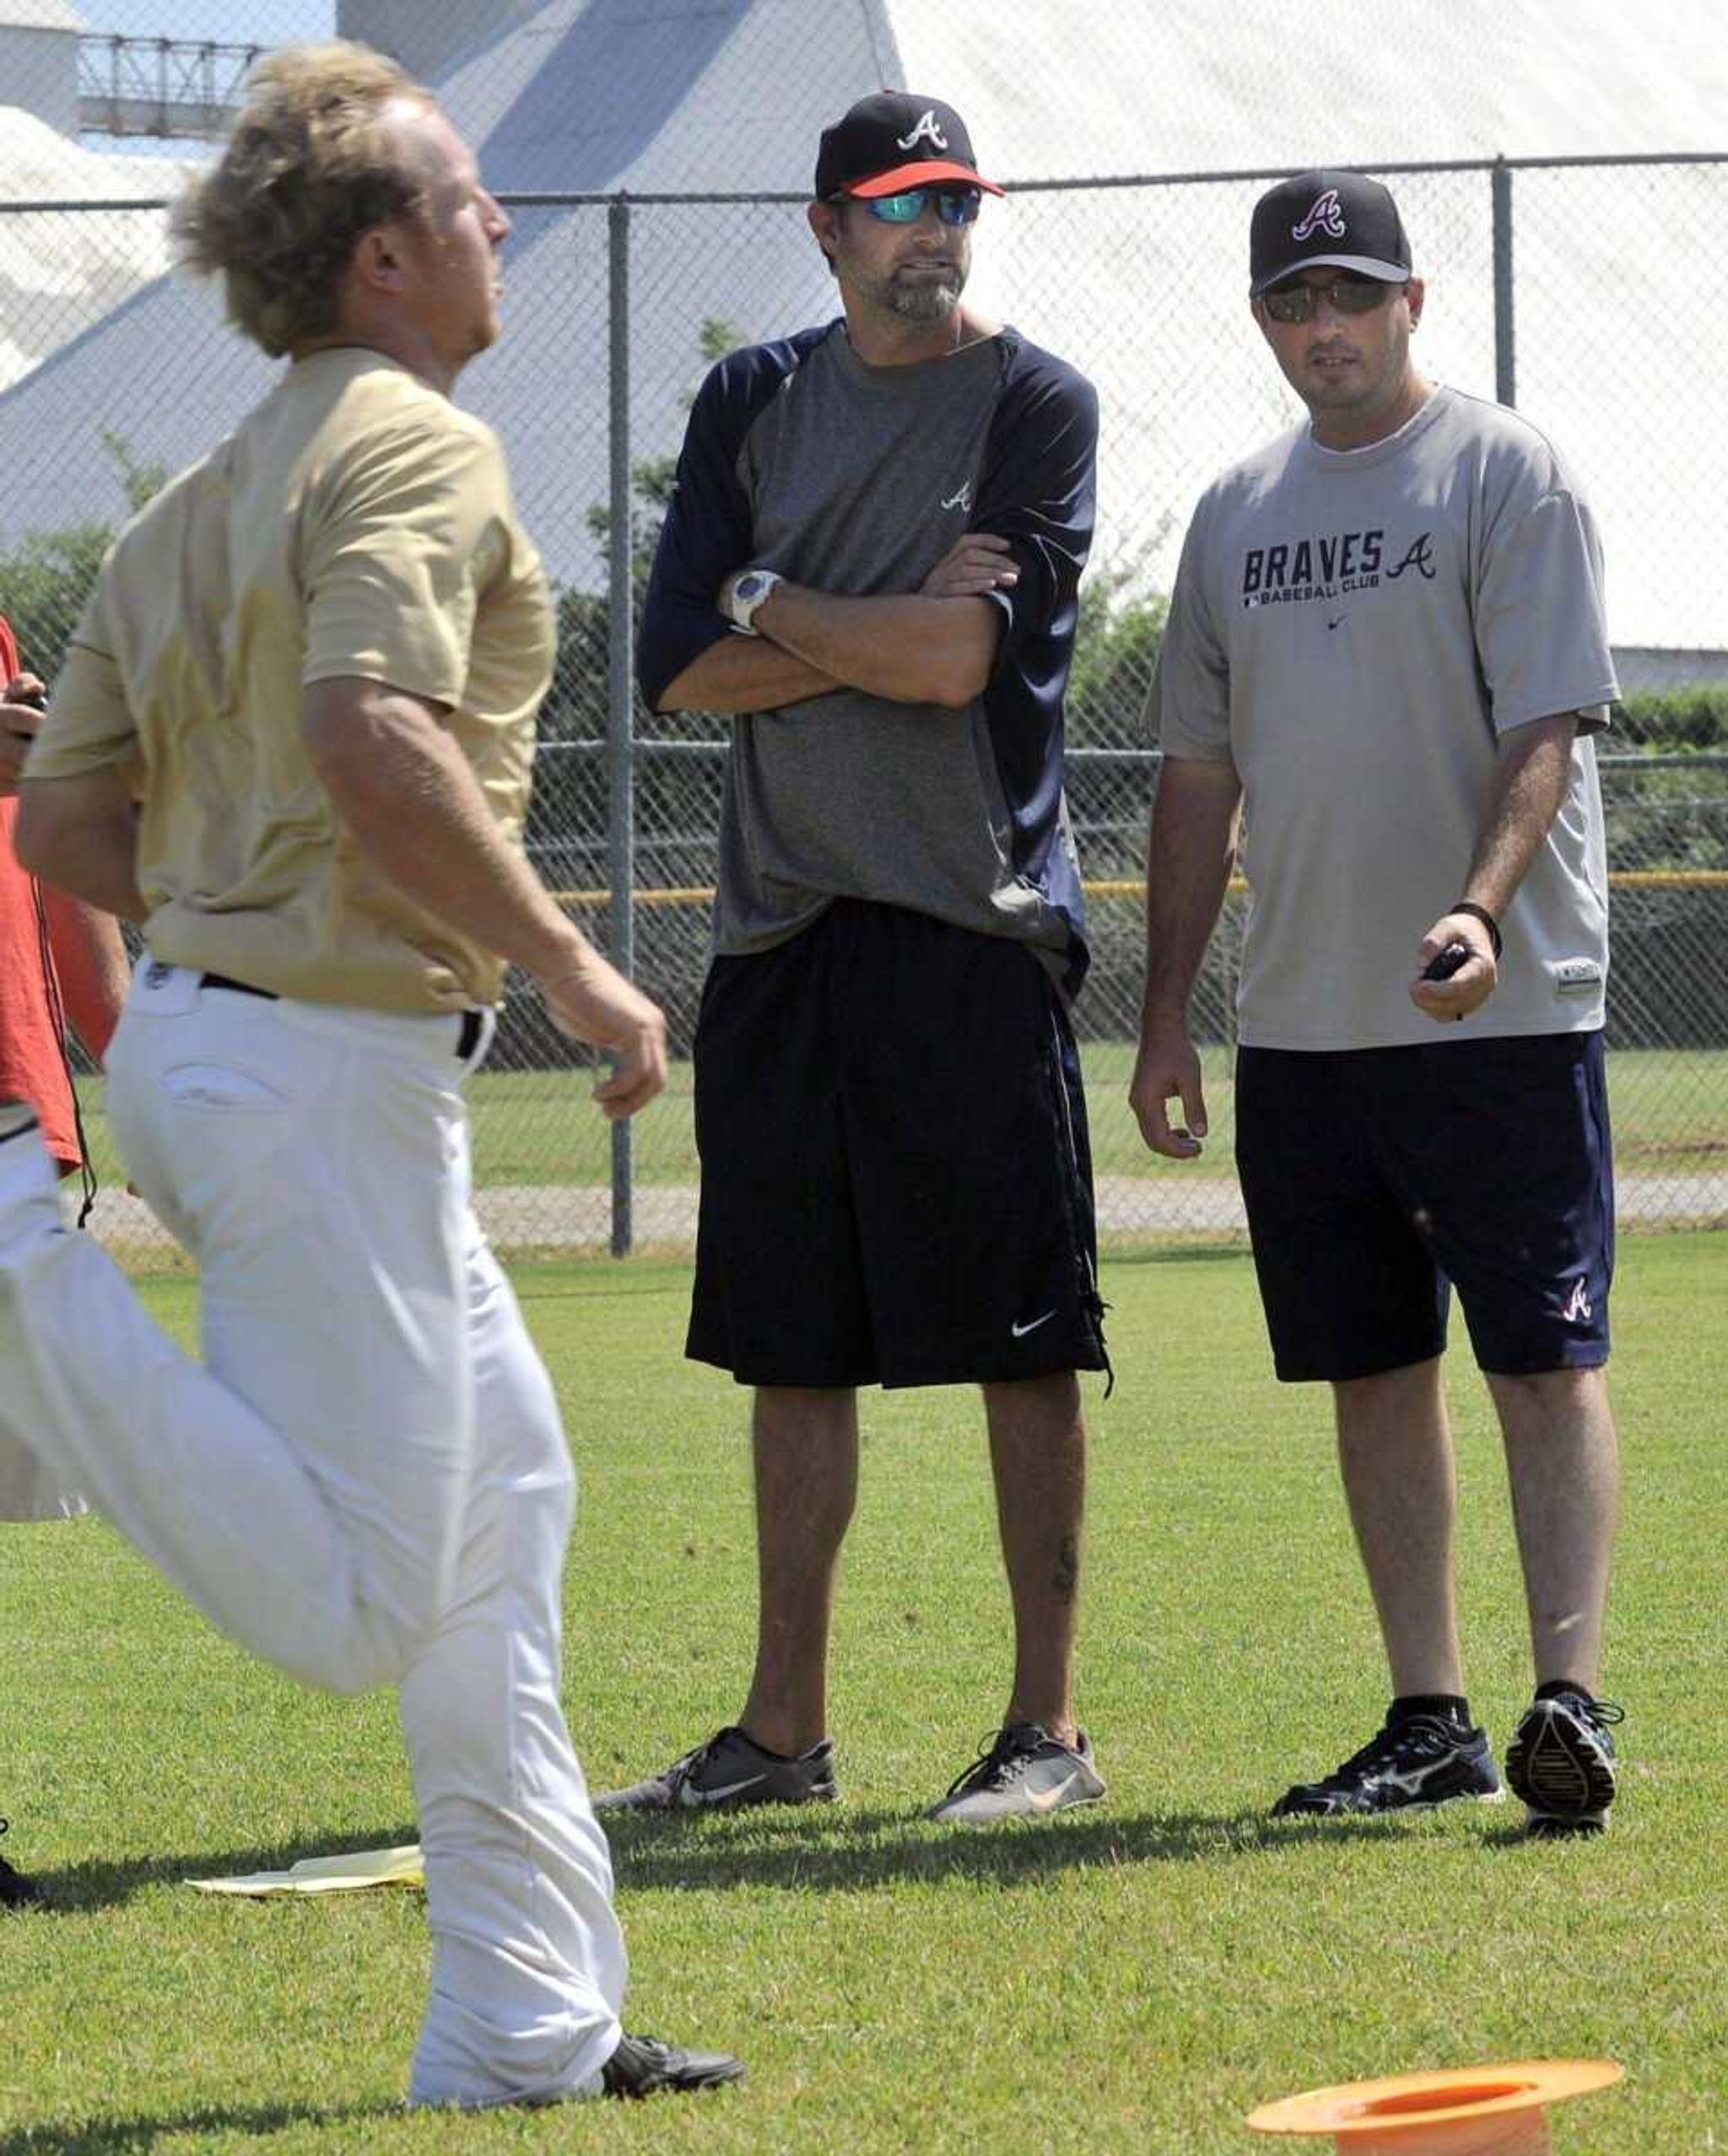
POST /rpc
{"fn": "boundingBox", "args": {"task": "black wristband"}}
[1450,900,1503,959]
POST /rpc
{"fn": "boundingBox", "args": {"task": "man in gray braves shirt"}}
[606,91,1110,1828]
[1132,170,1624,1836]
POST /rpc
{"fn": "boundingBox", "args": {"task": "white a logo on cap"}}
[1292,188,1347,241]
[895,108,949,152]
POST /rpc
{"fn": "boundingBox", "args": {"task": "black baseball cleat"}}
[0,1819,41,1909]
[600,2031,745,2099]
[1272,1712,1504,1818]
[1505,1689,1623,1837]
[593,1725,838,1813]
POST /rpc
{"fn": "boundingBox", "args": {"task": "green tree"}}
[0,431,168,676]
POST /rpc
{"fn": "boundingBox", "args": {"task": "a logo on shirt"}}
[941,479,973,512]
[896,109,949,153]
[1562,1277,1594,1325]
[1386,532,1437,581]
[1292,188,1347,241]
[1241,528,1385,608]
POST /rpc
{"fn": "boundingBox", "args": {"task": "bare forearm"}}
[1141,759,1242,1024]
[659,634,841,715]
[755,582,997,709]
[15,777,147,925]
[1461,714,1579,917]
[305,683,587,982]
[43,889,131,1059]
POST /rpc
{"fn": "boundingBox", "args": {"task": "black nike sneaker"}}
[592,1726,838,1813]
[600,2031,746,2099]
[1272,1712,1504,1818]
[1505,1689,1623,1837]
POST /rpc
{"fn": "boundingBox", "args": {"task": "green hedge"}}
[1615,688,1728,750]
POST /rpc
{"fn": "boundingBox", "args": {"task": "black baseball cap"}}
[1250,170,1412,296]
[813,90,1004,201]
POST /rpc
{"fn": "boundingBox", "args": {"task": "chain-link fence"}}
[0,156,1724,1259]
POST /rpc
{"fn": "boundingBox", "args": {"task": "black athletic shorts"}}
[1234,1031,1614,1383]
[687,900,1109,1390]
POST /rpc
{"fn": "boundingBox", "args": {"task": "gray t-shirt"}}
[1157,385,1617,1050]
[637,322,1100,996]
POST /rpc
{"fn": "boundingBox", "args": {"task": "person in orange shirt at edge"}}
[0,609,131,1906]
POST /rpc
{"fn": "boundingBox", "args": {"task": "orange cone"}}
[1247,2061,1623,2154]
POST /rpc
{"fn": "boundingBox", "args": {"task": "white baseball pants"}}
[0,965,626,2106]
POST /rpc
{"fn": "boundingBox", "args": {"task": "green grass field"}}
[71,1044,1728,1195]
[4,1235,1726,2151]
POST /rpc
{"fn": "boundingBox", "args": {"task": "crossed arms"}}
[653,532,1013,716]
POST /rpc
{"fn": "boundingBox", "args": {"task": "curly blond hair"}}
[173,42,436,358]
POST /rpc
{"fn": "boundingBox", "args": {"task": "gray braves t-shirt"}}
[1157,385,1617,1049]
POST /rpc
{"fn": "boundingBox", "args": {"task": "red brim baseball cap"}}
[815,91,1004,200]
[850,160,1004,197]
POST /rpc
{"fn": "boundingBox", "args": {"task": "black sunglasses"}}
[1261,276,1403,324]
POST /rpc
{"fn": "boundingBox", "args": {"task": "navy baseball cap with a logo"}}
[814,90,1004,200]
[1250,170,1412,295]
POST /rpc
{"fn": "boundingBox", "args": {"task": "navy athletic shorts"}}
[687,900,1109,1390]
[1234,1031,1614,1383]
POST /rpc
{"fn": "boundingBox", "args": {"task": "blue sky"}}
[80,2,334,40]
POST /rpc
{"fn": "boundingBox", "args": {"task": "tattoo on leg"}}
[1053,1535,1079,1608]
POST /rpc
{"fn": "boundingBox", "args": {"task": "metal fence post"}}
[1491,158,1515,407]
[607,196,634,1256]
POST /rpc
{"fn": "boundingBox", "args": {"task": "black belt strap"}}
[198,973,484,1062]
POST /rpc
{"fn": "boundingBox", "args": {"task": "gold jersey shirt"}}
[30,349,554,1013]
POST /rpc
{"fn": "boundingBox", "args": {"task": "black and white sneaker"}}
[927,1721,1105,1825]
[592,1726,838,1813]
[1272,1713,1504,1818]
[1505,1689,1623,1837]
[0,1818,40,1909]
[600,2031,746,2099]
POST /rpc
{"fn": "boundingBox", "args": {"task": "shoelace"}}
[1553,1694,1625,1732]
[1317,1715,1460,1789]
[662,1732,732,1798]
[941,1726,1044,1800]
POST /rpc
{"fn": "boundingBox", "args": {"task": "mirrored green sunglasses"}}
[856,186,982,228]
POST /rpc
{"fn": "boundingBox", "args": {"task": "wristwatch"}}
[724,568,782,636]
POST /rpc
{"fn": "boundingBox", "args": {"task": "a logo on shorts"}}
[1562,1277,1594,1324]
[896,108,949,153]
[1292,188,1347,241]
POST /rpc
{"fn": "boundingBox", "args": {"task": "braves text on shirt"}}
[1242,527,1383,608]
[1239,528,1441,608]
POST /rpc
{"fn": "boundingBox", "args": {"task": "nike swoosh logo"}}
[1027,1772,1079,1813]
[1011,1310,1056,1338]
[1327,614,1346,630]
[678,1773,767,1806]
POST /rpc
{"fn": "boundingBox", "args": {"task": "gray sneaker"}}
[592,1725,838,1813]
[927,1721,1105,1825]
